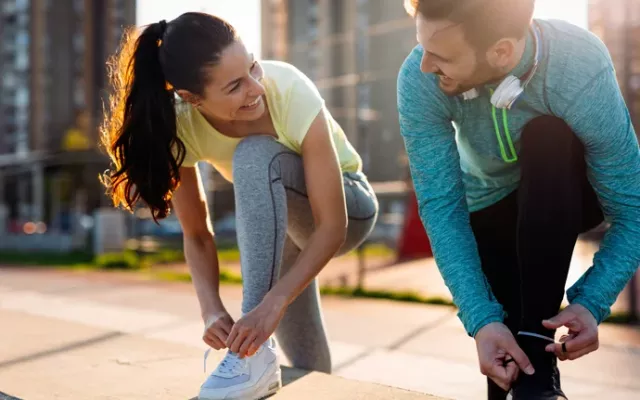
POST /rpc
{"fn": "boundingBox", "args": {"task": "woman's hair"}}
[100,12,237,221]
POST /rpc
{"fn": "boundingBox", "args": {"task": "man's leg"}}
[512,116,604,399]
[517,116,601,336]
[470,190,521,400]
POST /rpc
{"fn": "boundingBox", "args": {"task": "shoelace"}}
[517,331,555,343]
[203,348,246,374]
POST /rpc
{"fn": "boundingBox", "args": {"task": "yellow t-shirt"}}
[175,60,362,182]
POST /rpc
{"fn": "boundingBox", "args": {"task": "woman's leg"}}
[232,135,378,372]
[274,237,332,372]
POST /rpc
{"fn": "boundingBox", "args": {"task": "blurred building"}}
[588,0,640,133]
[0,0,135,235]
[261,0,417,183]
[588,0,640,319]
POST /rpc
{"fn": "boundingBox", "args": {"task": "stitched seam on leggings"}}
[266,152,295,291]
[280,184,377,221]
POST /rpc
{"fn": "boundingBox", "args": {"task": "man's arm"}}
[397,47,505,337]
[558,64,640,324]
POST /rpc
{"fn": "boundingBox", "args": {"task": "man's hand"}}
[475,322,535,391]
[543,304,599,361]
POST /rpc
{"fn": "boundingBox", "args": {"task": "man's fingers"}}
[504,340,535,375]
[542,310,576,330]
[545,330,598,358]
[553,342,599,362]
[565,342,599,361]
[505,359,520,384]
[564,330,598,352]
[487,365,511,392]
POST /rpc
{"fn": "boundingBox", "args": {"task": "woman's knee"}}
[232,135,298,179]
[232,135,278,165]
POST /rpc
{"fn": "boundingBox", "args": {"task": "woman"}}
[101,12,378,400]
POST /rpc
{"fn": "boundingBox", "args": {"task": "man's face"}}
[415,13,498,96]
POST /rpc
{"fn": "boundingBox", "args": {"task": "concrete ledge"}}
[0,308,448,400]
[270,367,449,399]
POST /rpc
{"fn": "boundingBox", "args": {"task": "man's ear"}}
[485,38,517,70]
[176,89,201,107]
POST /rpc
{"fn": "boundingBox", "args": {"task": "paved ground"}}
[1,268,639,400]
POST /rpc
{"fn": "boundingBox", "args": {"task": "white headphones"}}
[462,23,542,109]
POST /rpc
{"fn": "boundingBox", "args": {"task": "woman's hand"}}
[203,311,235,350]
[226,295,287,358]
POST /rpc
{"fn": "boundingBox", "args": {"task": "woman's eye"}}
[229,62,259,93]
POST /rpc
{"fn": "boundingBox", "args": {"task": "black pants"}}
[469,116,604,399]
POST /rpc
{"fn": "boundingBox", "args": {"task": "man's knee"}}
[520,115,586,179]
[521,116,582,156]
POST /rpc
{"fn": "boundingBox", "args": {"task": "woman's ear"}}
[176,89,201,107]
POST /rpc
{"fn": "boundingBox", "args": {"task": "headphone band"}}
[520,22,542,89]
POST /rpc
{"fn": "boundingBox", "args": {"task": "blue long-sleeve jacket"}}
[397,19,640,337]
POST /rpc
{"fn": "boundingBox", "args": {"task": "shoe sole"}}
[199,362,282,400]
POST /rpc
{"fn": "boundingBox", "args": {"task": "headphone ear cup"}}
[491,75,524,109]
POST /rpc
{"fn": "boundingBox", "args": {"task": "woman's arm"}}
[226,110,349,357]
[172,166,226,320]
[264,109,348,308]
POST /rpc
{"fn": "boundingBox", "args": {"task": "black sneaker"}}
[509,334,568,400]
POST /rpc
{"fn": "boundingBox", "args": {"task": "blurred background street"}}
[1,0,639,399]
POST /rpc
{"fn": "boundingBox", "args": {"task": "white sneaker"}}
[199,337,281,400]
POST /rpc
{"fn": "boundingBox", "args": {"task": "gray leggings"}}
[232,135,379,373]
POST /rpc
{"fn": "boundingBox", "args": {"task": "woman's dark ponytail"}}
[101,13,237,221]
[101,20,185,221]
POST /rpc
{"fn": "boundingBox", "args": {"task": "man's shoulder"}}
[398,45,436,84]
[539,19,612,77]
[398,45,447,104]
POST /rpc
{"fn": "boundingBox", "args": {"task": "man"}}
[397,0,640,399]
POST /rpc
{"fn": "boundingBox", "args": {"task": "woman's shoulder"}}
[261,60,306,78]
[261,60,318,91]
[261,60,323,110]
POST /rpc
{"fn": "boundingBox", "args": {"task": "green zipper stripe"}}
[501,107,518,162]
[489,89,518,163]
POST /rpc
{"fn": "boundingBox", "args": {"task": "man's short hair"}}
[405,0,535,49]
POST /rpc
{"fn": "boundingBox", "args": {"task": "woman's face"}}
[181,40,266,122]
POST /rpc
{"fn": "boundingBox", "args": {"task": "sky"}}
[533,0,588,27]
[136,0,589,60]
